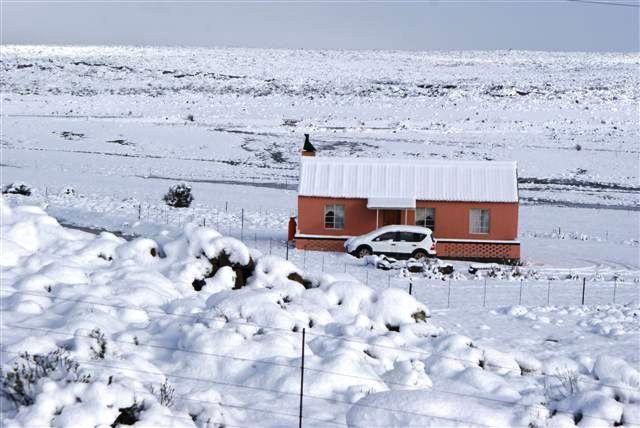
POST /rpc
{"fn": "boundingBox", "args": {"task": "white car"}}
[344,225,437,260]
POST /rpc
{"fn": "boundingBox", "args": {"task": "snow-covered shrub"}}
[545,368,580,400]
[89,328,107,360]
[2,182,32,196]
[60,186,76,197]
[151,379,175,408]
[163,183,193,208]
[0,349,90,408]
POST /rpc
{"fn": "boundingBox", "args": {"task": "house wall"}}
[297,197,377,238]
[296,196,520,260]
[297,197,518,240]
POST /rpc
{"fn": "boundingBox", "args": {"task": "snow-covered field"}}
[2,201,639,427]
[1,45,639,426]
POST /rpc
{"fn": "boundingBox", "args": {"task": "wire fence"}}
[216,233,639,310]
[1,291,636,428]
[26,190,640,311]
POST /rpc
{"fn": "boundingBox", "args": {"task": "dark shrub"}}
[111,399,144,426]
[163,183,193,208]
[2,182,32,196]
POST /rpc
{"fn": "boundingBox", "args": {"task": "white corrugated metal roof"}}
[298,157,518,202]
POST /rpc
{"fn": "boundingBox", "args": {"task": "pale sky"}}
[2,1,639,52]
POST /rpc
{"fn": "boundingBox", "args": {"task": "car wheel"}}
[412,250,429,260]
[356,246,373,258]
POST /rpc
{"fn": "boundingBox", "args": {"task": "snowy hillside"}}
[2,201,639,427]
[1,46,639,426]
[1,45,639,273]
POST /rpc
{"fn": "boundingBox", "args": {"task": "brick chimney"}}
[301,134,316,157]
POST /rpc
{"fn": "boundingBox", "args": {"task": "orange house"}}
[294,142,520,261]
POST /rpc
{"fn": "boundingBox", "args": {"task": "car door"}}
[394,232,426,256]
[370,231,397,254]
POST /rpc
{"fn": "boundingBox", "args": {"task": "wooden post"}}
[547,279,551,306]
[409,279,413,296]
[483,277,487,307]
[298,328,306,428]
[581,277,586,305]
[519,278,523,305]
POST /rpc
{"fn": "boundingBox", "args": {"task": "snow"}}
[2,200,637,427]
[1,45,639,427]
[299,156,519,202]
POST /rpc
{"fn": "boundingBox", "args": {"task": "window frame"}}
[324,204,345,230]
[415,207,436,231]
[469,208,491,235]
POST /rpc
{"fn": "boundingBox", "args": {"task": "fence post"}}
[581,277,586,305]
[483,277,487,307]
[409,279,413,296]
[225,201,228,212]
[613,277,617,304]
[299,328,306,428]
[518,278,523,305]
[138,204,141,220]
[447,278,451,308]
[547,279,551,306]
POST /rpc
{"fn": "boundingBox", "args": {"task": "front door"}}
[382,210,401,226]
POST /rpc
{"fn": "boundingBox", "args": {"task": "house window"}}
[470,209,490,234]
[324,204,345,229]
[415,208,435,230]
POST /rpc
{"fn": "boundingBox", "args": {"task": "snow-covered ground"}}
[1,46,639,426]
[1,201,639,427]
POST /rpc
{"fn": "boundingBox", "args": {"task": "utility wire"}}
[0,350,503,428]
[1,328,634,426]
[567,0,640,7]
[1,289,637,393]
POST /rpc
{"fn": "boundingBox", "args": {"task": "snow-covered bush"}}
[60,186,76,196]
[151,379,175,408]
[163,183,193,208]
[2,182,32,196]
[1,349,90,408]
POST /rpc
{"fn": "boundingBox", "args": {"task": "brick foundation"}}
[436,241,520,262]
[295,238,347,252]
[295,237,520,262]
